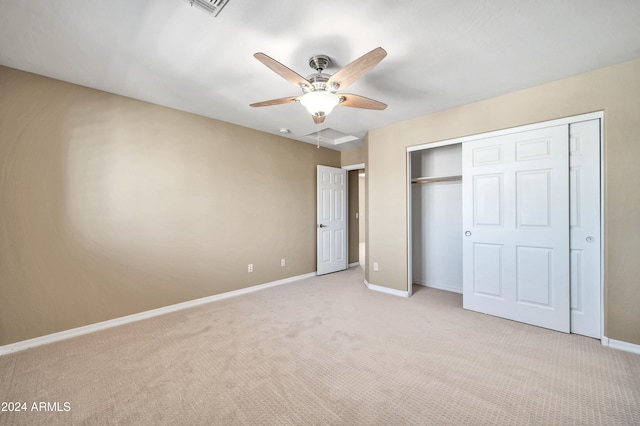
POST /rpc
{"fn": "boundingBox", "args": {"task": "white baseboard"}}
[602,336,640,355]
[0,272,317,356]
[413,280,463,294]
[364,279,409,298]
[348,262,360,268]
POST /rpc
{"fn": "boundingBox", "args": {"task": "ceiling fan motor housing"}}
[308,55,331,72]
[303,73,333,93]
[302,55,337,93]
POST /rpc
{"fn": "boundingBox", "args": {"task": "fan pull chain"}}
[316,121,320,149]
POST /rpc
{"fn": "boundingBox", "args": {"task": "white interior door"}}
[569,119,601,338]
[462,125,570,332]
[317,165,347,275]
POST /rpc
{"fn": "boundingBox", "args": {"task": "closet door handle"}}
[465,231,472,237]
[586,236,594,243]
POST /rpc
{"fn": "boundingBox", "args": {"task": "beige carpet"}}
[1,267,639,425]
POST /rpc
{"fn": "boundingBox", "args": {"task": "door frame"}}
[406,111,604,340]
[343,163,366,268]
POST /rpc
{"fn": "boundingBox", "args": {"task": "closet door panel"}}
[473,243,503,298]
[568,119,601,338]
[462,125,570,333]
[473,174,503,227]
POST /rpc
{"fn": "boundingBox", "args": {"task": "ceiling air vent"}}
[187,0,230,17]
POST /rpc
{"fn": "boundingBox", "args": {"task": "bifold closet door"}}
[462,125,570,332]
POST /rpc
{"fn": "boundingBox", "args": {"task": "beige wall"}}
[341,144,366,167]
[366,58,640,345]
[0,66,340,345]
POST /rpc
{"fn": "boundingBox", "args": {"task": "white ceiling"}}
[1,0,639,151]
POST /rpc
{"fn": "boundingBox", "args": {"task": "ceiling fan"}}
[250,47,388,124]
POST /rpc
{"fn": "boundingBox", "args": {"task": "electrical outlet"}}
[281,259,286,267]
[248,264,253,273]
[373,262,379,271]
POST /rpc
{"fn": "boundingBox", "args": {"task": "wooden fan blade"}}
[250,96,298,107]
[254,53,310,89]
[312,115,326,124]
[327,47,387,90]
[339,94,387,110]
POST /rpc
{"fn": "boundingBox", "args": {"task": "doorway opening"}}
[343,163,366,270]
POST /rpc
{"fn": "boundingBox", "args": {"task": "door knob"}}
[465,231,472,237]
[318,224,328,228]
[586,236,594,243]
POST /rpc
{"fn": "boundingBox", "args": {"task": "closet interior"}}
[410,143,463,294]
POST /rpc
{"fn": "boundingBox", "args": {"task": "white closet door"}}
[462,125,570,332]
[569,120,601,338]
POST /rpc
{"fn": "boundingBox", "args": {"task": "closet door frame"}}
[406,111,604,340]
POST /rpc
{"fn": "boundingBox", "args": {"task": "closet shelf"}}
[411,175,462,184]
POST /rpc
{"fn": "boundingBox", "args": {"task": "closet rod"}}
[411,175,462,184]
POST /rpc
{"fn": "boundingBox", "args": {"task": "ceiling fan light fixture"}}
[250,47,388,123]
[299,91,340,117]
